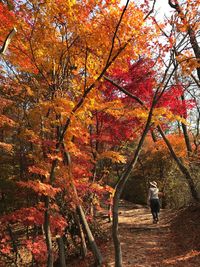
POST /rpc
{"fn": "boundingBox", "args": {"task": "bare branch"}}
[152,17,169,38]
[0,28,17,55]
[103,75,145,107]
[168,0,180,11]
[190,73,200,88]
[144,0,157,21]
[105,0,130,66]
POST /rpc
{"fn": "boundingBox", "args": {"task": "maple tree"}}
[0,0,157,266]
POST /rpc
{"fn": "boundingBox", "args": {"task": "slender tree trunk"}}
[43,158,58,266]
[57,237,67,267]
[108,193,113,222]
[73,211,87,258]
[112,103,155,267]
[180,94,193,155]
[157,125,199,201]
[188,26,200,81]
[76,215,87,258]
[44,196,54,267]
[181,121,192,154]
[77,205,103,266]
[62,148,103,265]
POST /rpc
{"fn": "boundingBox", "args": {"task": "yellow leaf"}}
[98,151,126,163]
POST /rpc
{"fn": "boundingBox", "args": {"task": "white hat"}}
[149,181,157,187]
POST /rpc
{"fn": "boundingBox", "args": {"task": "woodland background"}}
[0,0,200,266]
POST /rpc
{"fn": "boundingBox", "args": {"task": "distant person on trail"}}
[147,181,160,224]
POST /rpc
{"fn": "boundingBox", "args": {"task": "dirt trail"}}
[102,200,200,267]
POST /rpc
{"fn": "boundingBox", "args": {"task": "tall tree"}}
[0,0,156,266]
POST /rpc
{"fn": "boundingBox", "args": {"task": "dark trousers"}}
[150,199,160,220]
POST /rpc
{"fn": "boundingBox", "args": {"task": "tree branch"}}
[0,28,17,55]
[144,0,157,21]
[168,0,180,11]
[105,0,130,66]
[103,75,145,107]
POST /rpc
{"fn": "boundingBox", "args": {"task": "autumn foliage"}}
[0,0,199,266]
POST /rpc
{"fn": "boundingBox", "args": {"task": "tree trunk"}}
[57,237,67,267]
[112,103,155,267]
[74,212,88,258]
[43,158,58,266]
[78,219,88,258]
[108,193,113,222]
[181,121,192,154]
[157,125,199,201]
[188,26,200,81]
[77,205,103,266]
[181,94,193,155]
[62,148,103,265]
[44,196,54,267]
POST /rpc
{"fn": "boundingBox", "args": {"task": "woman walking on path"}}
[147,181,160,224]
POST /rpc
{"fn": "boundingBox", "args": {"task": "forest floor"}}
[69,200,200,267]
